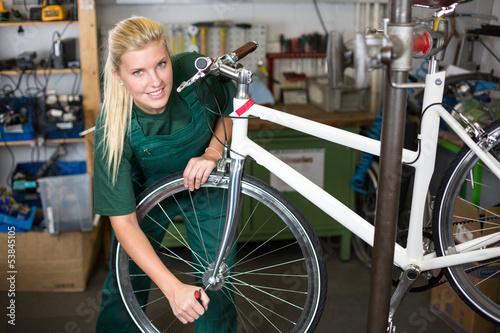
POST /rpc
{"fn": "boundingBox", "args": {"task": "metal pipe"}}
[366,0,412,332]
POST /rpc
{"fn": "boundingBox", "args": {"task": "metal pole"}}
[366,0,412,332]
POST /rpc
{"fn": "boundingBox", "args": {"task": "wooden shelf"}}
[0,20,77,27]
[0,68,80,75]
[0,138,85,146]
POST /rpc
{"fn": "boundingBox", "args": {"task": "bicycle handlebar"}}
[232,41,259,61]
[177,41,259,93]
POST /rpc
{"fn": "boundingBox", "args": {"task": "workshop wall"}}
[95,2,361,47]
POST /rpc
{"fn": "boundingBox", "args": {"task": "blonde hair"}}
[101,16,170,184]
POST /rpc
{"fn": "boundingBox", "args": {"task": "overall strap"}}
[129,110,145,142]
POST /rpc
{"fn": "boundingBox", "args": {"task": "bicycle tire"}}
[112,171,327,333]
[433,119,500,325]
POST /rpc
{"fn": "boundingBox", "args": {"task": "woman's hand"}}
[183,150,220,191]
[165,283,210,324]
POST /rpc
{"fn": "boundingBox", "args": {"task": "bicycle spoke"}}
[140,293,167,309]
[230,276,305,310]
[148,235,205,274]
[231,257,306,279]
[172,194,213,264]
[230,281,308,295]
[233,241,298,269]
[231,225,288,270]
[227,283,295,330]
[144,207,210,268]
[188,190,214,264]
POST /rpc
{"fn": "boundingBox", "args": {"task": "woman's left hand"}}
[183,153,218,191]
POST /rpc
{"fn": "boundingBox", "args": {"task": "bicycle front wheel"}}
[433,120,500,324]
[113,171,327,333]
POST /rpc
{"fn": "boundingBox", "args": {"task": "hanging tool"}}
[199,26,207,54]
[194,22,213,55]
[236,23,252,46]
[176,26,184,54]
[213,21,233,55]
[187,25,200,53]
[220,25,227,55]
[170,26,177,54]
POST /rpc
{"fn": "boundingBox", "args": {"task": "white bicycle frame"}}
[229,70,500,273]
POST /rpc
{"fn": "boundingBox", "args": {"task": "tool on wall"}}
[213,21,232,55]
[176,25,183,54]
[187,25,200,53]
[236,23,252,46]
[193,22,213,55]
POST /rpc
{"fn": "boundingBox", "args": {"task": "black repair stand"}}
[366,0,412,332]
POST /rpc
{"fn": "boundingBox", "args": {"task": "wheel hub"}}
[202,262,230,291]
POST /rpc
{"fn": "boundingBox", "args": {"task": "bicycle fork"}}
[203,158,245,290]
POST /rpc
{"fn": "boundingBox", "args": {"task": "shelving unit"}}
[0,1,100,174]
[266,52,326,95]
[0,68,80,75]
[1,138,85,146]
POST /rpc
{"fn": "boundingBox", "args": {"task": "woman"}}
[93,16,236,332]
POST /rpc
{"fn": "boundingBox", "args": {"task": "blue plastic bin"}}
[0,206,37,232]
[0,97,37,142]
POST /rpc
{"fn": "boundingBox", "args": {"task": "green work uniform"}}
[93,52,237,333]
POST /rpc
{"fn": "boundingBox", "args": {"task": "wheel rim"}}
[435,123,500,323]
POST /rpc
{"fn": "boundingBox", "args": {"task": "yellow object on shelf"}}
[0,1,9,21]
[42,5,68,22]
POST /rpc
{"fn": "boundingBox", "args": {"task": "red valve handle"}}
[413,31,432,55]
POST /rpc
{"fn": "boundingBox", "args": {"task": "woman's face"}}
[113,40,173,114]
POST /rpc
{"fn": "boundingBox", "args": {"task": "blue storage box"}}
[0,97,37,141]
[0,206,37,233]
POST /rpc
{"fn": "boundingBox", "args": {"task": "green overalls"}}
[96,54,237,333]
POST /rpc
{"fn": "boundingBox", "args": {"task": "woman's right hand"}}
[165,283,210,324]
[110,214,210,324]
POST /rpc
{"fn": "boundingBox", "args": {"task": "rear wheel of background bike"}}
[113,172,327,333]
[433,120,500,325]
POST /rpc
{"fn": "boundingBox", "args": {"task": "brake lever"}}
[176,56,213,93]
[176,71,206,93]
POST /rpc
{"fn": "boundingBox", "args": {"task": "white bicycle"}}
[112,1,500,332]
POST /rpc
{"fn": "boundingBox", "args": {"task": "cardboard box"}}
[430,282,497,333]
[430,202,500,332]
[0,225,101,292]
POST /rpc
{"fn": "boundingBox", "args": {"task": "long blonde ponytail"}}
[100,16,170,184]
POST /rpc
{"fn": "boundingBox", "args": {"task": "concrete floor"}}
[1,235,459,333]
